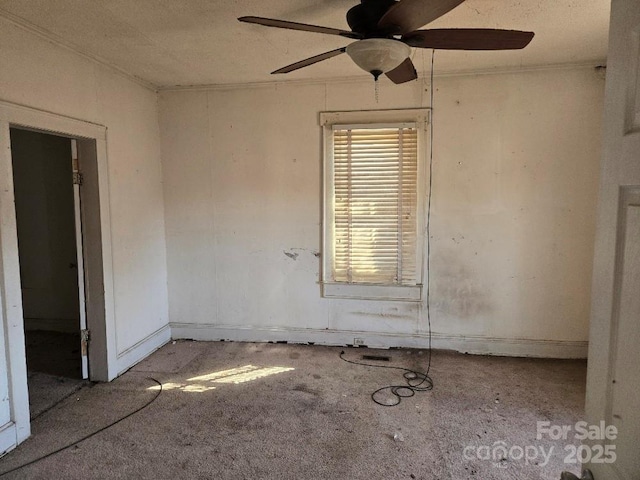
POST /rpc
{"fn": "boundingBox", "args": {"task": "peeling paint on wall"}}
[283,250,299,261]
[283,248,320,260]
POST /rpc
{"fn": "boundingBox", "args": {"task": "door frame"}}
[70,138,90,379]
[0,100,117,450]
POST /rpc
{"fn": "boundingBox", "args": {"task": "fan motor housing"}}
[347,0,398,36]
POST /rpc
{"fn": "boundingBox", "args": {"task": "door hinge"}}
[73,171,83,185]
[81,329,90,355]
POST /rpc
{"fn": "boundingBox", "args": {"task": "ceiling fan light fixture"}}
[346,39,411,79]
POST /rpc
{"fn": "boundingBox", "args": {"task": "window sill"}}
[321,282,422,302]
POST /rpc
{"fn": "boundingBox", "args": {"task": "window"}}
[321,109,429,301]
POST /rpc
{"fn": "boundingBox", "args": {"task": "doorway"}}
[10,128,89,417]
[0,102,114,453]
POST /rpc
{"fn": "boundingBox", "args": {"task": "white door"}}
[586,0,640,478]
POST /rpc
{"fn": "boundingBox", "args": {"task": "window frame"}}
[320,109,430,301]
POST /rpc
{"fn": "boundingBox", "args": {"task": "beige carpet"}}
[0,341,586,479]
[27,372,86,421]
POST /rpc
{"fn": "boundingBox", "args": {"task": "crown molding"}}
[158,60,606,92]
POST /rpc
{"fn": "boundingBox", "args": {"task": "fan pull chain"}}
[375,78,379,103]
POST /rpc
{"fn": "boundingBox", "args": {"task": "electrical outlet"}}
[353,337,365,346]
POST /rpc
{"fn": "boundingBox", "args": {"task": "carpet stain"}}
[293,383,320,396]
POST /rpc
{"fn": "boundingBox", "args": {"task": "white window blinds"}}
[332,125,418,285]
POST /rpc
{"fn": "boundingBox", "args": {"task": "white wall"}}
[0,17,170,374]
[160,66,604,358]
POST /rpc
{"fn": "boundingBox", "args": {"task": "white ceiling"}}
[0,0,610,88]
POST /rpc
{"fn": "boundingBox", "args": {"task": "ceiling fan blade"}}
[403,29,535,50]
[272,47,347,74]
[239,16,362,39]
[385,58,418,84]
[378,0,466,34]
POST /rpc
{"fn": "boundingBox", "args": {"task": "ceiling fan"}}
[239,0,535,83]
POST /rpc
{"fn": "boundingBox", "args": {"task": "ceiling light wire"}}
[425,48,435,379]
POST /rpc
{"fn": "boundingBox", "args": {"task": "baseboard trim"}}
[169,323,588,359]
[116,324,171,375]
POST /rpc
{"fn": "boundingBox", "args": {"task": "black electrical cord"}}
[339,351,433,406]
[339,50,437,407]
[0,377,163,477]
[30,380,89,422]
[425,48,435,380]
